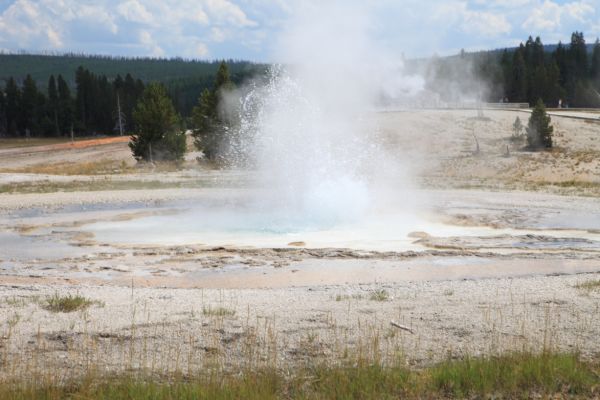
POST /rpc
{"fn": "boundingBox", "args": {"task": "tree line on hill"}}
[0,61,261,138]
[0,53,260,86]
[425,32,600,107]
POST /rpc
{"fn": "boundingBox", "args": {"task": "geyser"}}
[232,2,419,230]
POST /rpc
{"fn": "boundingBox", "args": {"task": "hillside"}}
[0,53,262,85]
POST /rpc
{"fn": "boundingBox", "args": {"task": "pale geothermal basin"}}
[82,199,600,252]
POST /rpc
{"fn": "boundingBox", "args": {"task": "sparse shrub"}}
[511,116,524,141]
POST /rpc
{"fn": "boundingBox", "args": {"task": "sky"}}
[0,0,598,61]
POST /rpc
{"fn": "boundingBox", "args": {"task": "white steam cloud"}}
[232,2,421,231]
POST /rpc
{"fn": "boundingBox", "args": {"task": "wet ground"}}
[1,188,598,289]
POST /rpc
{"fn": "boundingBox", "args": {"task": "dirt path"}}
[0,136,132,170]
[0,136,130,156]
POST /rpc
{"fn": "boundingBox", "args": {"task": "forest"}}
[0,55,263,137]
[0,31,599,138]
[425,32,600,107]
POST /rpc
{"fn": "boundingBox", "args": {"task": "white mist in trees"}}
[192,61,237,163]
[235,3,419,229]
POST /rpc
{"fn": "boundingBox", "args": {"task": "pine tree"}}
[567,32,588,105]
[527,99,553,149]
[591,39,600,88]
[47,75,60,136]
[191,61,236,162]
[0,87,6,135]
[57,75,73,136]
[5,77,19,136]
[545,61,563,106]
[512,116,523,139]
[20,75,39,136]
[511,49,528,102]
[569,32,588,79]
[500,49,512,99]
[129,83,185,162]
[95,75,114,133]
[530,65,547,104]
[553,42,568,90]
[75,66,89,132]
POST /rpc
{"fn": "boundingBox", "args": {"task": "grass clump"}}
[431,352,596,398]
[0,353,597,399]
[44,293,95,313]
[334,293,363,301]
[369,289,389,302]
[202,306,236,317]
[575,279,600,291]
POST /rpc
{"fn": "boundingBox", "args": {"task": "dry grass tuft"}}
[43,293,97,313]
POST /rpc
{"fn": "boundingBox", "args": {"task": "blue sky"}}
[0,0,598,61]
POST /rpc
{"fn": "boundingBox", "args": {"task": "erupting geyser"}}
[231,2,419,231]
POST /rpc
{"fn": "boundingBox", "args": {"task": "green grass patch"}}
[575,279,600,291]
[369,289,389,302]
[43,293,96,313]
[334,293,363,301]
[0,176,246,194]
[202,306,236,317]
[430,352,595,398]
[0,353,597,399]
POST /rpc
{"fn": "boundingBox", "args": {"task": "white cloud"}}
[139,29,164,57]
[461,9,511,37]
[210,27,227,42]
[195,42,209,57]
[117,0,153,24]
[563,1,595,22]
[522,0,595,32]
[0,0,598,60]
[523,1,563,31]
[204,0,257,27]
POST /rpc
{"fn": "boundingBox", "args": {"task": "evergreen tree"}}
[47,75,60,136]
[510,49,528,102]
[75,66,90,132]
[512,116,523,139]
[19,75,39,136]
[567,32,588,105]
[591,39,600,88]
[57,75,73,136]
[0,87,6,135]
[500,49,512,99]
[569,32,588,79]
[191,61,236,162]
[530,65,547,105]
[5,77,19,136]
[95,75,114,133]
[545,61,564,107]
[527,99,553,149]
[554,42,568,88]
[129,83,185,162]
